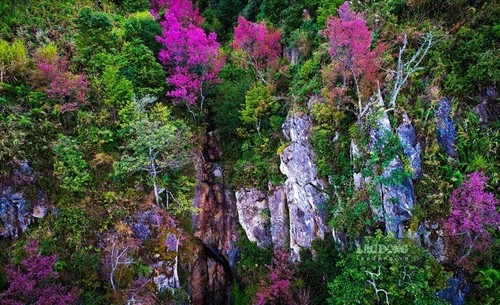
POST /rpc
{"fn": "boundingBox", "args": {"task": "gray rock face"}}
[415,223,446,262]
[235,113,329,255]
[0,188,32,237]
[235,188,272,247]
[280,112,329,255]
[0,160,48,238]
[397,113,422,179]
[130,208,180,293]
[437,273,470,305]
[353,95,415,238]
[473,86,499,124]
[235,185,290,250]
[379,159,415,238]
[268,185,289,250]
[435,97,458,157]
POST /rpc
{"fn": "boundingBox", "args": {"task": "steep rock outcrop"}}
[235,112,328,256]
[235,188,271,247]
[436,97,458,158]
[235,185,289,250]
[130,208,180,293]
[280,112,329,255]
[473,86,499,124]
[353,95,415,238]
[397,113,422,179]
[190,129,237,305]
[379,158,415,237]
[0,160,48,238]
[437,273,470,305]
[415,222,446,262]
[267,185,289,250]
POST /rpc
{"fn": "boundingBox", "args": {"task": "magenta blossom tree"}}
[322,2,384,117]
[444,172,500,269]
[150,0,202,24]
[254,251,296,305]
[156,0,224,114]
[0,241,79,305]
[34,53,89,113]
[231,16,281,84]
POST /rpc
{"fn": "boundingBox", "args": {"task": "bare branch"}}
[389,32,433,109]
[366,266,390,305]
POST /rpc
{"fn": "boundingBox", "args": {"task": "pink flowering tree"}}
[156,0,224,115]
[150,0,202,24]
[322,2,384,119]
[444,172,500,269]
[33,50,89,113]
[254,251,296,305]
[232,16,281,84]
[0,241,79,305]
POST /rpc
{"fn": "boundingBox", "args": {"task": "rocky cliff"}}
[189,128,238,305]
[352,94,416,238]
[236,112,329,256]
[0,160,48,238]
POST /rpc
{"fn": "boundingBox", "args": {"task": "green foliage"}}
[101,65,135,123]
[258,0,322,35]
[440,24,499,96]
[123,12,162,53]
[316,0,344,26]
[120,41,166,98]
[0,39,29,83]
[53,134,92,193]
[328,231,450,305]
[120,0,150,13]
[54,206,93,251]
[234,235,273,305]
[75,8,121,63]
[211,63,252,143]
[241,84,278,133]
[68,246,102,292]
[290,56,323,103]
[113,103,193,211]
[310,128,335,178]
[296,238,341,305]
[233,134,284,189]
[456,111,500,188]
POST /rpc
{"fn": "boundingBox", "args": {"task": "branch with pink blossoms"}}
[0,241,79,305]
[33,53,89,113]
[155,0,224,116]
[444,171,500,270]
[232,16,281,85]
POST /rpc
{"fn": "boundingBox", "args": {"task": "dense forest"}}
[0,0,499,304]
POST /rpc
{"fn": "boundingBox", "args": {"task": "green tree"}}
[53,135,92,193]
[74,8,120,63]
[0,39,28,83]
[328,231,450,305]
[240,84,278,135]
[120,40,165,98]
[113,103,192,207]
[123,12,162,53]
[100,65,135,124]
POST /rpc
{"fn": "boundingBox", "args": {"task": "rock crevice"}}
[236,112,329,256]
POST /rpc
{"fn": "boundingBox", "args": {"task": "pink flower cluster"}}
[150,0,202,24]
[444,172,500,268]
[0,241,79,305]
[34,55,89,113]
[232,16,281,77]
[254,251,295,305]
[322,2,383,98]
[156,0,224,106]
